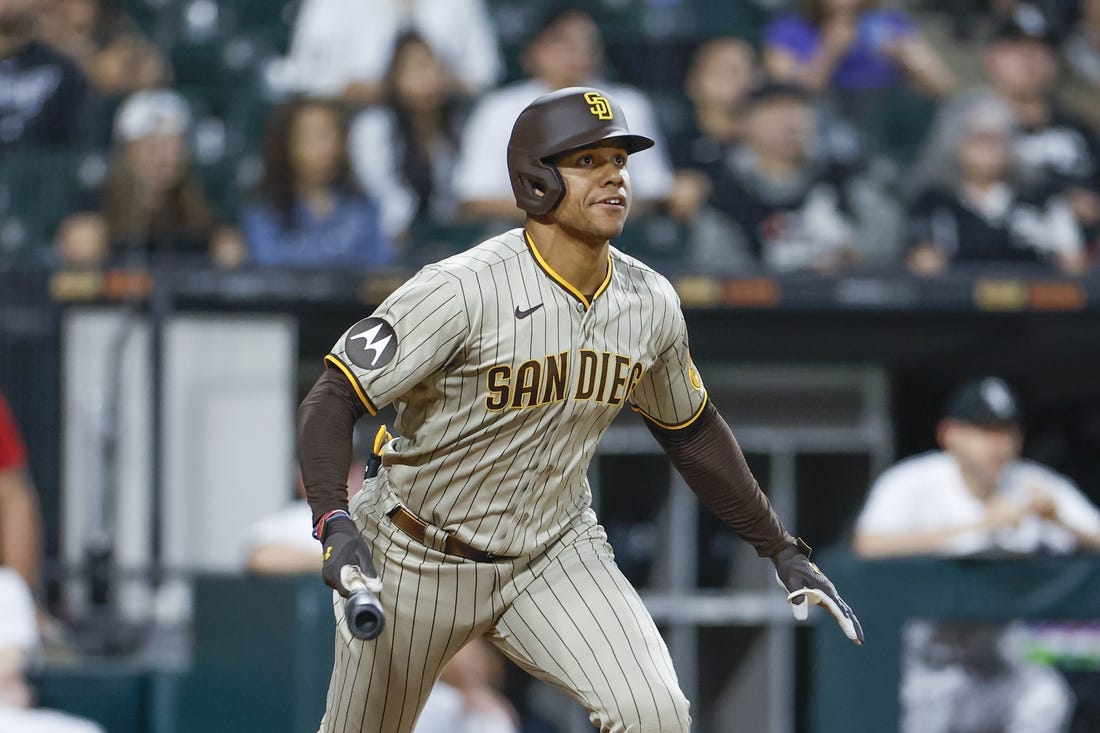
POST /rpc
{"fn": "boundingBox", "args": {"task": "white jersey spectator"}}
[854,376,1100,558]
[415,680,517,733]
[350,32,467,241]
[0,568,104,733]
[856,452,1100,556]
[269,0,501,104]
[452,8,672,221]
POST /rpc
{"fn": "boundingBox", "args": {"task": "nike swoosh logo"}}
[514,304,544,319]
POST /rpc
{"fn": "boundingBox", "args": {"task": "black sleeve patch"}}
[344,317,398,370]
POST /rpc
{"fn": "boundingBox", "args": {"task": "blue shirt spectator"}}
[243,98,392,268]
[242,194,388,267]
[762,0,954,98]
[765,9,915,92]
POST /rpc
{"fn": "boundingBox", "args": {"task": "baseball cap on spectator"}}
[944,377,1021,426]
[114,89,192,143]
[990,4,1058,46]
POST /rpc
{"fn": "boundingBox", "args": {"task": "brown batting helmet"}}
[507,86,655,216]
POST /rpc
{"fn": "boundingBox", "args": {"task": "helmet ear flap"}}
[515,159,565,216]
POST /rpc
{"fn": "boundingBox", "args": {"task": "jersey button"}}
[575,303,584,313]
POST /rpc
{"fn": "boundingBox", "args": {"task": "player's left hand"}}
[772,540,863,646]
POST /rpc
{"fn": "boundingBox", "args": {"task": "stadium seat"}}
[0,148,95,263]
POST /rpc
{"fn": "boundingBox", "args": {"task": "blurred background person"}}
[0,390,42,600]
[982,11,1100,257]
[686,79,899,273]
[901,620,1073,733]
[33,0,166,100]
[664,36,756,223]
[452,5,673,223]
[55,88,243,268]
[905,92,1085,276]
[853,376,1100,558]
[269,0,500,108]
[0,568,104,733]
[241,97,391,268]
[1060,0,1100,132]
[350,31,468,245]
[0,0,91,149]
[763,0,956,98]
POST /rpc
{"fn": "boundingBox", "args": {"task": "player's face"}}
[550,142,631,245]
[941,420,1021,490]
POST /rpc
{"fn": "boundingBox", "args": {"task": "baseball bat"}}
[342,565,385,640]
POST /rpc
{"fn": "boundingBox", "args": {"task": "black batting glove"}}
[321,516,382,598]
[772,539,863,646]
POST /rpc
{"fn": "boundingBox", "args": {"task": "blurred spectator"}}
[664,37,756,222]
[55,89,243,268]
[901,620,1073,733]
[350,32,467,243]
[762,0,956,97]
[34,0,167,99]
[853,376,1100,558]
[905,92,1085,276]
[0,0,91,149]
[0,391,42,597]
[0,568,104,732]
[687,80,899,272]
[1059,0,1100,133]
[1062,0,1100,92]
[241,98,392,268]
[419,640,518,733]
[452,5,673,222]
[270,0,501,108]
[982,12,1100,253]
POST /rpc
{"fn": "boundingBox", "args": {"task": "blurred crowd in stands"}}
[2,0,1100,277]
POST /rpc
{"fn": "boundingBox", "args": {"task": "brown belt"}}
[386,506,506,563]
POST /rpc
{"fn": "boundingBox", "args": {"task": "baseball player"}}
[298,86,863,733]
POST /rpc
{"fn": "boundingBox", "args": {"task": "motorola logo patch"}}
[345,317,398,370]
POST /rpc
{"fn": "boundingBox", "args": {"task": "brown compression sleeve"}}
[643,401,797,558]
[298,368,367,526]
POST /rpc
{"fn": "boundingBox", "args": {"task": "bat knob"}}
[346,589,385,640]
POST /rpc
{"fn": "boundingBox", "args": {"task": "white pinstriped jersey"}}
[326,228,707,556]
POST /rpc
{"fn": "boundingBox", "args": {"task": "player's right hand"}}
[321,516,382,598]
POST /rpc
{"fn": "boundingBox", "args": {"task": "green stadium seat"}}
[0,147,93,263]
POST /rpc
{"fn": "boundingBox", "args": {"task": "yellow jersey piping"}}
[323,354,378,416]
[524,230,612,309]
[630,392,708,430]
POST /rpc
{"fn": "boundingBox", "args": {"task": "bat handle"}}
[341,565,385,640]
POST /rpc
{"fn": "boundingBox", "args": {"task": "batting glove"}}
[772,539,863,646]
[321,516,383,598]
